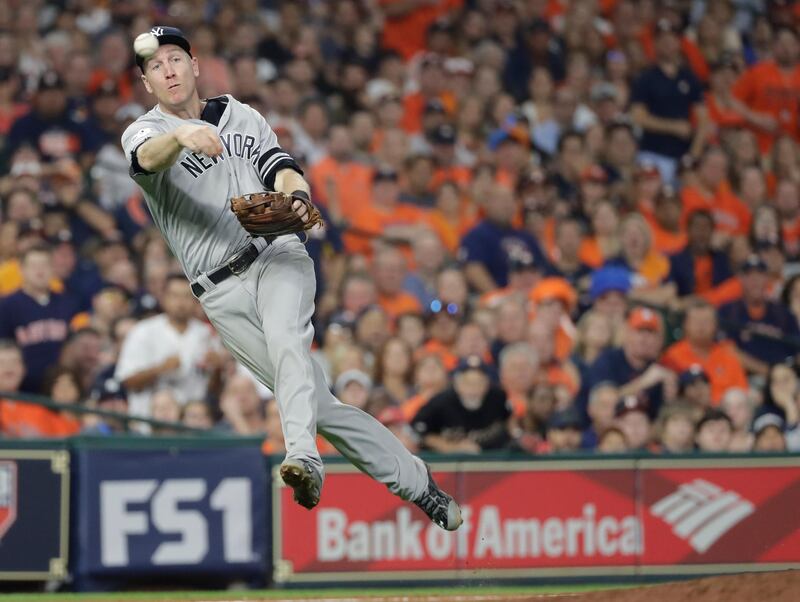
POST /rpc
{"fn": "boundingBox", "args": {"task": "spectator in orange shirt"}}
[634,161,663,222]
[648,186,688,256]
[429,124,472,192]
[579,200,620,269]
[733,26,800,152]
[380,0,462,61]
[420,299,462,372]
[661,301,748,403]
[705,54,750,135]
[41,366,83,436]
[309,125,373,223]
[346,166,430,257]
[401,352,448,421]
[427,180,479,253]
[401,55,448,133]
[0,340,71,438]
[680,146,752,239]
[372,246,422,321]
[399,153,437,207]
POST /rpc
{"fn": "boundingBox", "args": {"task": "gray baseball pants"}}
[193,235,429,501]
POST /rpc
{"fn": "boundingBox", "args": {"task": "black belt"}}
[191,242,263,298]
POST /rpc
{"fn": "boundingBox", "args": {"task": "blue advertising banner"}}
[0,449,69,580]
[73,445,267,583]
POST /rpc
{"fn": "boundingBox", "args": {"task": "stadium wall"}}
[0,439,798,591]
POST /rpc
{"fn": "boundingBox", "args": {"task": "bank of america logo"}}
[650,479,754,553]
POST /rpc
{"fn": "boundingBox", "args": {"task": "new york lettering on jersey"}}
[179,131,259,178]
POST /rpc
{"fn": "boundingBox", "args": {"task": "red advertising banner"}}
[272,457,800,583]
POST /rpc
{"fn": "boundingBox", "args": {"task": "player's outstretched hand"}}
[174,123,224,157]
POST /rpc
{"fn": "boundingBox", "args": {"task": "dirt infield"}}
[190,570,799,602]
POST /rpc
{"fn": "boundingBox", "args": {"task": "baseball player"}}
[121,27,461,531]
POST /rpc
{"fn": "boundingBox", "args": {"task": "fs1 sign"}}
[100,477,254,566]
[74,447,267,583]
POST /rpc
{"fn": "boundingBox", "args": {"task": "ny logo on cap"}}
[150,26,164,36]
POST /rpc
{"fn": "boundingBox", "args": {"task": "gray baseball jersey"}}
[121,95,300,278]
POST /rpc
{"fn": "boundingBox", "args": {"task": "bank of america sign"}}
[650,479,754,553]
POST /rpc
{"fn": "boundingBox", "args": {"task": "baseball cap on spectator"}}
[487,114,529,150]
[678,365,709,392]
[420,52,443,69]
[135,26,192,70]
[527,19,551,35]
[580,164,608,184]
[10,158,43,178]
[636,160,661,180]
[590,267,632,301]
[430,124,456,145]
[614,395,649,419]
[91,78,120,97]
[751,411,785,436]
[37,70,64,92]
[710,53,738,73]
[753,235,781,252]
[696,408,733,431]
[739,254,767,273]
[90,377,128,402]
[530,277,577,312]
[444,57,474,76]
[424,98,447,114]
[547,407,583,431]
[590,82,618,103]
[451,355,492,377]
[366,79,399,105]
[373,165,399,182]
[627,307,663,332]
[334,369,372,396]
[654,17,680,36]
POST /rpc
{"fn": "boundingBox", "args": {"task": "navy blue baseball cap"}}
[136,26,192,71]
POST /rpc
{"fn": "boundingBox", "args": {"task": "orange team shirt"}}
[380,0,462,60]
[344,202,429,257]
[309,157,373,221]
[680,182,752,236]
[378,291,422,321]
[402,392,432,421]
[419,339,458,372]
[427,204,478,253]
[647,218,688,256]
[0,399,80,438]
[579,237,606,269]
[507,391,528,419]
[733,60,800,151]
[635,251,671,288]
[431,165,472,191]
[661,340,748,403]
[705,93,748,132]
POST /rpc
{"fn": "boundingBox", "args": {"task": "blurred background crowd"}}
[1,0,800,456]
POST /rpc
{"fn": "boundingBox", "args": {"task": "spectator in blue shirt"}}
[630,19,709,185]
[460,183,547,292]
[719,255,800,375]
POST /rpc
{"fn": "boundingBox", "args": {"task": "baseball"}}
[133,32,159,58]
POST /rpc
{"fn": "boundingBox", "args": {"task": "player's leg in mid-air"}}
[255,238,462,530]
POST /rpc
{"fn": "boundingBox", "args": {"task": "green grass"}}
[0,584,632,601]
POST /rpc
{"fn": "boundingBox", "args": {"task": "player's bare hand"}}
[292,198,311,223]
[174,124,224,157]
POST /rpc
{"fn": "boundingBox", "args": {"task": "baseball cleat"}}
[414,465,463,531]
[280,458,322,510]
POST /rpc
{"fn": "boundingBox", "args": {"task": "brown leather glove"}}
[229,191,323,238]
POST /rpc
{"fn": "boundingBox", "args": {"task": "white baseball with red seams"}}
[133,32,159,58]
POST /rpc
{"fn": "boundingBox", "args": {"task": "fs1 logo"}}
[0,461,17,539]
[100,477,253,567]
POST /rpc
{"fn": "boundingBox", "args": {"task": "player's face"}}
[142,45,199,108]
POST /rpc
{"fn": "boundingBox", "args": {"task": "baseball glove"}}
[230,191,323,238]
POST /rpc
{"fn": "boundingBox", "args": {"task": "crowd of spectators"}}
[1,0,800,455]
